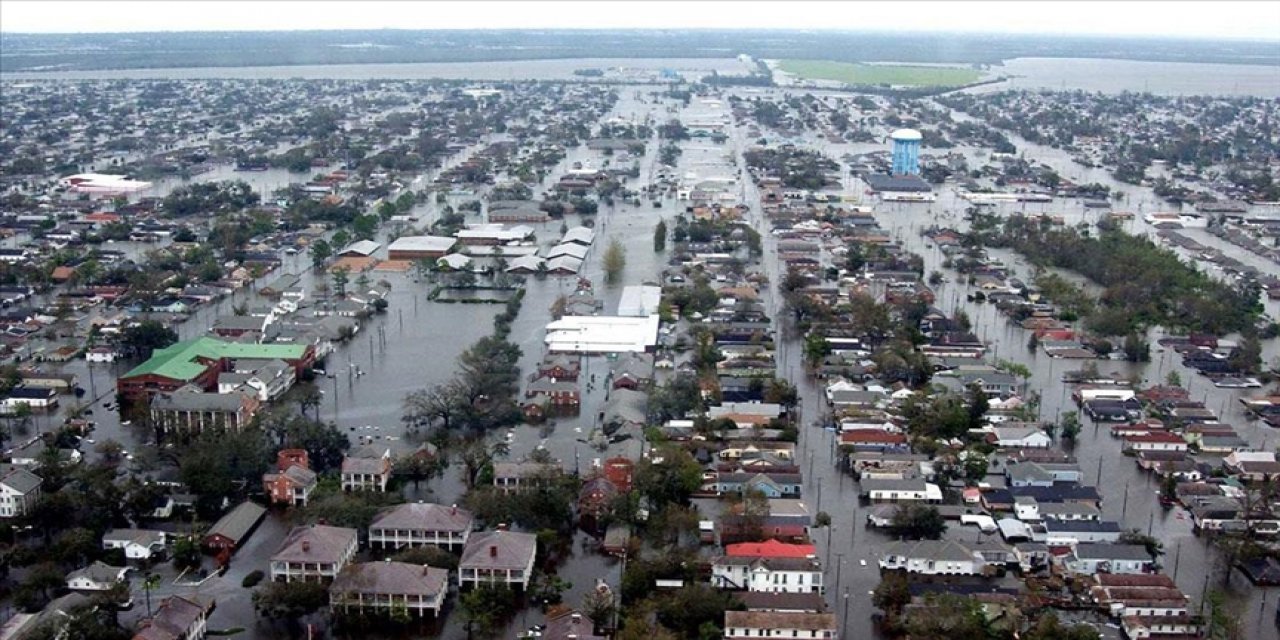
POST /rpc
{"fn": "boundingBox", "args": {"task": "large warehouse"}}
[387,235,457,261]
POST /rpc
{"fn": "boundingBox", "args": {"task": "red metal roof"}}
[726,539,815,559]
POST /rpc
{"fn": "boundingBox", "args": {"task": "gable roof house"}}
[341,444,392,492]
[202,500,267,554]
[132,594,214,640]
[102,528,167,561]
[262,449,318,506]
[66,561,129,592]
[879,540,987,576]
[0,466,42,518]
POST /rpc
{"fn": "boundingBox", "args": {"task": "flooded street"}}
[6,68,1278,640]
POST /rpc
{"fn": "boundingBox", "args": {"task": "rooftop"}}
[122,337,307,381]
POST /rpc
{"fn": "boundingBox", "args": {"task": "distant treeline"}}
[2,29,1278,73]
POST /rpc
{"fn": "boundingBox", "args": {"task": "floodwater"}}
[16,79,1280,638]
[0,58,754,81]
[971,57,1280,97]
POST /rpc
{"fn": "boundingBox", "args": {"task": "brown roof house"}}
[369,502,475,551]
[341,444,392,492]
[132,594,215,640]
[270,524,359,583]
[202,501,266,554]
[459,529,537,590]
[577,476,619,531]
[329,561,449,618]
[263,449,318,506]
[723,610,837,640]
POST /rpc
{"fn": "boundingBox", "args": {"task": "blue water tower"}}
[890,128,922,175]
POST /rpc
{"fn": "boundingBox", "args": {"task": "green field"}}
[777,59,983,88]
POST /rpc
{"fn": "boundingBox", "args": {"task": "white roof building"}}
[545,315,661,354]
[617,285,662,317]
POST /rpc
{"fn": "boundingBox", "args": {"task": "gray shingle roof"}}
[331,561,448,598]
[460,530,536,571]
[272,525,357,564]
[371,502,474,533]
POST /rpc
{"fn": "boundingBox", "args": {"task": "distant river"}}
[970,56,1280,96]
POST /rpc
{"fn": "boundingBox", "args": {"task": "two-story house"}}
[458,529,537,590]
[0,466,42,518]
[369,502,475,551]
[329,561,449,618]
[270,525,359,583]
[712,541,824,594]
[263,449,318,506]
[341,445,392,492]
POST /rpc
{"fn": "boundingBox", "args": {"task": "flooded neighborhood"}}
[0,4,1278,640]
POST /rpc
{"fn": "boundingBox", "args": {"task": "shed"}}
[202,500,267,552]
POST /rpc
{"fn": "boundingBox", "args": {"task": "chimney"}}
[571,612,582,624]
[489,545,497,557]
[451,504,457,516]
[497,523,508,532]
[384,558,390,563]
[301,540,311,553]
[423,564,430,575]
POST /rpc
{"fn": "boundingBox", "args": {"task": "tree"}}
[582,582,617,631]
[263,415,350,473]
[118,320,178,359]
[309,239,332,269]
[1204,589,1245,640]
[460,583,517,638]
[1060,412,1082,441]
[331,266,351,298]
[1023,612,1100,640]
[890,503,947,540]
[603,238,626,285]
[653,220,667,252]
[171,535,201,571]
[872,572,912,621]
[803,333,832,368]
[392,545,458,570]
[253,581,329,620]
[635,445,703,509]
[902,593,990,639]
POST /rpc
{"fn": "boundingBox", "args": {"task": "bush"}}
[242,570,265,588]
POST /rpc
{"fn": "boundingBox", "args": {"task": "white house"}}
[987,425,1052,449]
[0,467,42,518]
[66,561,129,591]
[458,530,537,590]
[879,540,984,576]
[723,611,837,640]
[860,479,942,502]
[711,556,824,594]
[1014,496,1040,522]
[85,347,118,363]
[1064,544,1153,575]
[270,525,359,583]
[102,528,167,560]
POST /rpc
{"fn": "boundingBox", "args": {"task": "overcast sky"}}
[2,1,1277,40]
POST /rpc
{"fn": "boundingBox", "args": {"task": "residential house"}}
[1123,432,1189,453]
[149,386,261,433]
[1042,520,1123,544]
[716,471,802,498]
[1064,544,1153,575]
[578,476,619,526]
[525,375,581,408]
[458,529,537,590]
[839,429,909,453]
[263,449,318,506]
[102,529,167,561]
[493,461,561,493]
[66,561,129,591]
[132,594,214,640]
[543,609,606,640]
[341,444,392,492]
[369,502,475,551]
[611,352,655,390]
[723,611,837,639]
[536,355,581,381]
[879,540,985,576]
[712,541,823,594]
[0,466,42,518]
[270,524,359,583]
[202,501,267,554]
[986,425,1052,449]
[859,479,943,503]
[329,561,449,617]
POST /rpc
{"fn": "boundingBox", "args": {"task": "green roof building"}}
[118,337,313,401]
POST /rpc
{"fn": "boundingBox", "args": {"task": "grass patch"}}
[778,59,982,87]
